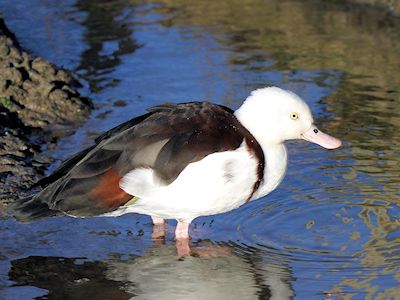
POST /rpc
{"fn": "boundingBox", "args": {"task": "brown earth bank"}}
[0,18,92,214]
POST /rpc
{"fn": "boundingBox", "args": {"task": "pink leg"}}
[175,221,191,256]
[175,221,190,239]
[176,238,191,256]
[151,216,165,225]
[151,216,165,241]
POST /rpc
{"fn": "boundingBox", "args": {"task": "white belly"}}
[116,143,259,223]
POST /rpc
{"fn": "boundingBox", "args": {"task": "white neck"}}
[252,143,288,200]
[234,107,288,199]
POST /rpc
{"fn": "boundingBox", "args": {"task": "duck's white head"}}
[235,87,341,149]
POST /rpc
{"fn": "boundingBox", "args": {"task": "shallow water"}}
[1,0,400,299]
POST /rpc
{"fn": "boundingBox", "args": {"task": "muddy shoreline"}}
[0,18,92,212]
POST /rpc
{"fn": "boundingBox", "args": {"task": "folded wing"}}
[31,102,262,216]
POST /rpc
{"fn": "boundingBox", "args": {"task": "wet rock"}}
[2,67,23,85]
[56,69,71,82]
[0,19,92,131]
[31,57,56,76]
[0,106,24,129]
[0,18,93,211]
[0,42,10,56]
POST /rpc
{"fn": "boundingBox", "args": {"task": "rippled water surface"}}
[1,0,400,299]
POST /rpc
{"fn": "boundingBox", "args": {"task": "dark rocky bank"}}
[0,18,92,214]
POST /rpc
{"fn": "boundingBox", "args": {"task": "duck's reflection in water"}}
[8,241,295,299]
[108,240,295,300]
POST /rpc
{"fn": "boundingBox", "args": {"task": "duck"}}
[13,87,341,253]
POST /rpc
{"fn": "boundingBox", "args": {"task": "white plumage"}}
[119,141,261,222]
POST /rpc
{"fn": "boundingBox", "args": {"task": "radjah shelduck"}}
[13,87,341,255]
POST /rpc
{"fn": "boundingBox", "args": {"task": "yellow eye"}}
[290,112,299,120]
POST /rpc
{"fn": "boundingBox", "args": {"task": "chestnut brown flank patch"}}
[89,168,133,208]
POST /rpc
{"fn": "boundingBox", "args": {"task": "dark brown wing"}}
[32,102,264,217]
[32,112,153,189]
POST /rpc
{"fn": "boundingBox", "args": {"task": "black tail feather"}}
[9,195,59,222]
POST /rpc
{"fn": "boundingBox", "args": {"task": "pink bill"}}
[301,125,342,149]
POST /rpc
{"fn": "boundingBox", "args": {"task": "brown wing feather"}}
[32,112,154,188]
[89,168,133,208]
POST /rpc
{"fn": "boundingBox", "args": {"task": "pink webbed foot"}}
[175,221,191,256]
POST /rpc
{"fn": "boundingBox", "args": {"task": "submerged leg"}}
[175,221,191,256]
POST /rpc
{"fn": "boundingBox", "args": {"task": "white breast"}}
[251,144,288,200]
[119,142,259,223]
